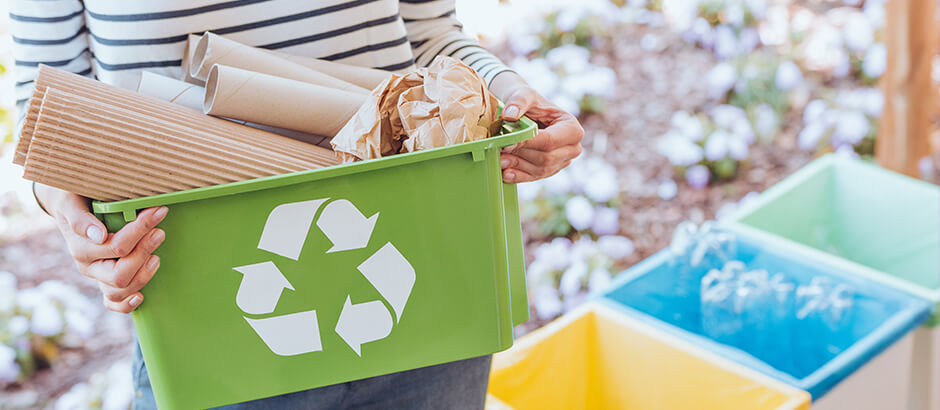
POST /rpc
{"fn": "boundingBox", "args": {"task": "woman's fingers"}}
[100,254,160,304]
[86,228,164,289]
[71,207,167,264]
[102,292,144,314]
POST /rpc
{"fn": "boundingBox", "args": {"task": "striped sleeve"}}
[10,0,93,113]
[400,0,512,86]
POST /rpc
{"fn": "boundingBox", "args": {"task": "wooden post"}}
[877,0,938,177]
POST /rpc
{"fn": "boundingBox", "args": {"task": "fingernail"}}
[504,106,519,118]
[86,226,105,244]
[506,171,516,181]
[151,230,165,246]
[153,207,168,222]
[148,255,160,271]
[128,295,142,308]
[501,159,510,168]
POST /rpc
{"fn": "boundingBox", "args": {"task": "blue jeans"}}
[131,343,492,409]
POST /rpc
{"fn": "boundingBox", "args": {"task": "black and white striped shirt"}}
[10,0,511,110]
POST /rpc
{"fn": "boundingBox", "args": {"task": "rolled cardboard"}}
[204,65,367,138]
[24,86,322,201]
[180,34,206,86]
[33,65,338,167]
[17,66,341,200]
[191,32,368,94]
[137,71,331,148]
[13,87,46,166]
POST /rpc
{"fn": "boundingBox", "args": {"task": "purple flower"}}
[598,235,635,259]
[591,206,620,235]
[775,60,803,91]
[686,165,711,189]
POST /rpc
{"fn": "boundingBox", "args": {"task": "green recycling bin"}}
[92,119,535,409]
[725,154,940,410]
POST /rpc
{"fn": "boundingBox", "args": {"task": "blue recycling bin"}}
[597,228,930,407]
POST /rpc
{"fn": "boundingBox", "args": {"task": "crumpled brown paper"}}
[331,56,500,163]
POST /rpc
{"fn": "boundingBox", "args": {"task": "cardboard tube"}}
[180,34,206,86]
[204,65,367,138]
[191,32,368,94]
[137,71,205,110]
[137,72,332,148]
[271,51,393,90]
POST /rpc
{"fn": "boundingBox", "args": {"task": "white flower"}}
[511,58,557,96]
[598,235,635,259]
[803,99,829,124]
[517,181,542,202]
[533,238,573,271]
[753,103,778,139]
[65,309,95,339]
[657,132,704,166]
[583,166,619,203]
[657,179,678,200]
[0,271,16,293]
[835,144,860,159]
[546,44,591,74]
[860,88,884,116]
[551,94,580,117]
[711,105,748,130]
[0,343,19,384]
[31,304,64,337]
[588,267,613,292]
[102,362,135,410]
[556,7,586,32]
[775,60,803,91]
[591,206,620,235]
[543,169,574,194]
[706,129,749,162]
[725,4,746,27]
[714,24,739,59]
[661,0,700,31]
[17,287,50,313]
[672,112,705,141]
[569,236,600,262]
[738,28,760,55]
[56,383,91,410]
[863,43,886,79]
[706,63,738,99]
[685,165,711,189]
[843,13,874,52]
[746,0,768,19]
[9,316,29,336]
[833,51,851,78]
[565,195,595,231]
[508,34,542,57]
[532,285,563,320]
[798,121,829,150]
[833,111,870,147]
[560,261,589,297]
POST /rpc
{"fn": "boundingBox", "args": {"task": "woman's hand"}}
[490,71,584,183]
[35,184,167,313]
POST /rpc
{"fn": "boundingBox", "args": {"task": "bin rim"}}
[724,154,940,226]
[593,227,933,399]
[498,302,811,409]
[719,153,940,319]
[92,117,536,220]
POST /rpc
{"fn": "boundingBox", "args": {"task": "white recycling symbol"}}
[232,198,416,357]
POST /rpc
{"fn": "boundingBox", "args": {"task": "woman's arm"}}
[401,1,584,183]
[10,0,93,113]
[13,2,168,313]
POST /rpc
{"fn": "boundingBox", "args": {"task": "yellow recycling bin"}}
[487,303,810,410]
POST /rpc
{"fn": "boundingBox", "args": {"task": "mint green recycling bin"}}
[725,154,940,410]
[92,119,535,409]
